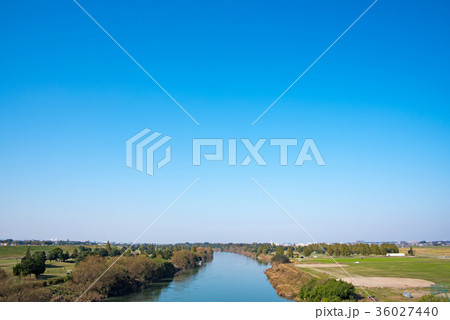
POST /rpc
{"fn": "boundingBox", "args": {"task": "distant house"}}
[386,253,405,257]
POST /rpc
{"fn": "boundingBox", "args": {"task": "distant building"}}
[386,253,405,257]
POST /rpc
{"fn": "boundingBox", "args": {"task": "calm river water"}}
[106,252,288,302]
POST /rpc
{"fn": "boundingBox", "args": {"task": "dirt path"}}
[296,263,349,268]
[295,263,434,289]
[339,276,433,288]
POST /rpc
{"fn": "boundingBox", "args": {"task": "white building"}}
[386,253,405,257]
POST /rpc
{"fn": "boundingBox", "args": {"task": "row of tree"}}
[296,243,399,257]
[213,242,400,258]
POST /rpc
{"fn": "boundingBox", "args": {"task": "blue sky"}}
[0,0,449,243]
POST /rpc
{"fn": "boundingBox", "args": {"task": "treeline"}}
[211,242,399,258]
[0,239,101,246]
[297,243,399,257]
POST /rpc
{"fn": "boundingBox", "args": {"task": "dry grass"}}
[399,246,450,257]
[264,264,312,300]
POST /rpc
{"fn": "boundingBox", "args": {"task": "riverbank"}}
[0,249,213,302]
[264,264,312,301]
[62,250,213,302]
[215,248,271,263]
[215,248,308,301]
[106,252,287,302]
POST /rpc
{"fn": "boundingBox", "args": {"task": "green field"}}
[0,245,96,280]
[294,247,450,301]
[0,245,96,258]
[298,256,450,287]
[0,256,74,279]
[399,246,450,257]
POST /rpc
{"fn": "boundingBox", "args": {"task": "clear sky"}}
[1,0,449,244]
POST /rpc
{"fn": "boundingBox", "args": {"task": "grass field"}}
[0,245,96,258]
[0,256,74,279]
[298,256,450,287]
[294,246,450,301]
[399,246,450,257]
[0,245,96,280]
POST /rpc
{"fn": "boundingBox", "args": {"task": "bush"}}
[0,281,52,302]
[299,278,356,302]
[0,268,7,282]
[417,294,447,302]
[271,253,290,264]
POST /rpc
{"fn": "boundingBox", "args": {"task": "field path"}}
[340,276,434,288]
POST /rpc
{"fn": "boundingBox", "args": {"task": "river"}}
[106,252,288,302]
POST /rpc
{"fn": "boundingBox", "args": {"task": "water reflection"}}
[106,252,288,302]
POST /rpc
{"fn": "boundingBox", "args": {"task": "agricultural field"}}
[294,246,449,301]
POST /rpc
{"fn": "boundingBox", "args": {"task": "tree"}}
[286,247,294,258]
[30,251,46,277]
[340,244,350,256]
[271,253,290,264]
[75,250,94,263]
[13,250,46,278]
[24,247,31,259]
[171,250,198,269]
[276,246,284,256]
[94,248,109,257]
[61,251,70,262]
[408,247,415,256]
[326,246,333,256]
[13,263,22,277]
[256,246,263,255]
[370,244,381,255]
[48,247,64,261]
[105,241,112,255]
[19,248,34,277]
[71,248,79,259]
[78,245,91,252]
[303,247,312,257]
[332,244,340,257]
[110,247,121,257]
[361,244,371,256]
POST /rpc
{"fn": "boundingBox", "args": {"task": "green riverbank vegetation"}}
[0,243,213,301]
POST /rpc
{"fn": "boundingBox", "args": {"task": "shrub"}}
[0,268,7,282]
[417,294,447,302]
[271,253,290,264]
[0,281,52,302]
[299,278,356,302]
